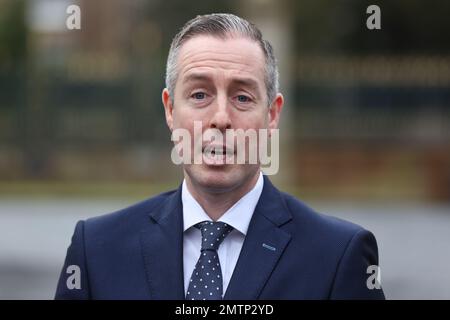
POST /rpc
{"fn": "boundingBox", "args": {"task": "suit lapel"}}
[138,176,292,300]
[224,176,292,300]
[139,187,185,299]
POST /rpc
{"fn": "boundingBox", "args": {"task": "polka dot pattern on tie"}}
[186,221,233,300]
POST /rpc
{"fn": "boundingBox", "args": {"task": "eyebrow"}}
[182,72,261,90]
[182,73,212,84]
[231,77,260,91]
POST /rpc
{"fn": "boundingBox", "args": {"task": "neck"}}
[185,171,260,221]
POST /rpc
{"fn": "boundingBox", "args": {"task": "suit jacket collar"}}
[224,176,292,299]
[140,186,185,299]
[140,175,292,300]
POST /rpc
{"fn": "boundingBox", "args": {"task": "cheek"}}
[237,112,268,129]
[173,102,208,123]
[171,107,191,128]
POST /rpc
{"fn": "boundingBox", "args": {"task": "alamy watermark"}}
[66,4,81,30]
[366,265,382,290]
[66,264,81,290]
[366,5,381,30]
[64,4,380,31]
[170,121,279,175]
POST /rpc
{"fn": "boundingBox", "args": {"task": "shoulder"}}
[281,191,364,231]
[278,190,370,245]
[276,190,381,290]
[82,189,177,236]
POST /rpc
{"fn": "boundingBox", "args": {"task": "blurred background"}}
[0,0,449,299]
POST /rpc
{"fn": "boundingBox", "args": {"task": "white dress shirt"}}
[182,172,264,296]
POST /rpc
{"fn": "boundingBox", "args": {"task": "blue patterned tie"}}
[186,221,233,300]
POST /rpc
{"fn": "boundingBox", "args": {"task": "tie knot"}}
[196,221,233,251]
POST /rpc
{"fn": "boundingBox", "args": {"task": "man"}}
[55,13,385,300]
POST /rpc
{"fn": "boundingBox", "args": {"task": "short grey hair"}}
[165,13,279,105]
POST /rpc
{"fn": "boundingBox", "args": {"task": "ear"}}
[162,88,174,132]
[268,93,284,134]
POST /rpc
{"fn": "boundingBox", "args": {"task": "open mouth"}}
[202,144,235,165]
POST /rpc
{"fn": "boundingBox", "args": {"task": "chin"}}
[196,166,238,192]
[184,164,258,193]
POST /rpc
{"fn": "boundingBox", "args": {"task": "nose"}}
[208,93,232,131]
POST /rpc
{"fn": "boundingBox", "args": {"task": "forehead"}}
[176,35,266,85]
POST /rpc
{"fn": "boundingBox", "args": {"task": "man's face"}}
[162,35,283,193]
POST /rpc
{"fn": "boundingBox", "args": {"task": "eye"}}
[236,95,251,103]
[191,92,206,100]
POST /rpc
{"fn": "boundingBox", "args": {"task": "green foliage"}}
[0,0,27,69]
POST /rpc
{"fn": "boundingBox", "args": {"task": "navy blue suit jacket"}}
[55,176,385,299]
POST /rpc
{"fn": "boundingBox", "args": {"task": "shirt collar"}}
[182,172,264,235]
